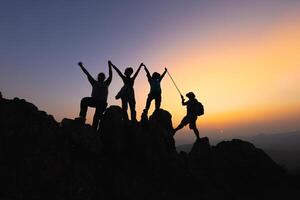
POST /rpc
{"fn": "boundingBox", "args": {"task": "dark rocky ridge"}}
[0,97,299,199]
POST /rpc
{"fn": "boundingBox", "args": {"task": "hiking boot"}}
[172,129,177,136]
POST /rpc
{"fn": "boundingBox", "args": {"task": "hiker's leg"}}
[144,94,153,112]
[193,128,200,140]
[129,99,136,121]
[79,97,93,118]
[99,102,108,121]
[155,94,161,111]
[92,108,101,130]
[189,118,200,139]
[174,116,189,133]
[92,102,107,130]
[121,98,129,120]
[174,123,184,132]
[144,94,154,115]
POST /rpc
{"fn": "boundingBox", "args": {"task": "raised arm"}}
[160,68,167,81]
[111,62,125,79]
[105,60,113,85]
[143,64,151,80]
[78,62,96,85]
[181,95,187,106]
[132,63,143,80]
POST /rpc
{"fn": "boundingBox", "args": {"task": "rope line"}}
[166,70,182,96]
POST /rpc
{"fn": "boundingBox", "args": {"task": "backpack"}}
[195,100,204,116]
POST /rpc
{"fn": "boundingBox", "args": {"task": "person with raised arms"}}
[111,61,142,121]
[142,64,167,118]
[76,61,112,130]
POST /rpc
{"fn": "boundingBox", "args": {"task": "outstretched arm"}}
[78,62,96,85]
[132,63,143,80]
[160,68,167,81]
[111,62,125,79]
[181,95,187,106]
[105,60,113,85]
[143,64,151,80]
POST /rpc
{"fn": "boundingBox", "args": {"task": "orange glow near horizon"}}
[139,13,299,133]
[2,1,300,146]
[72,12,300,140]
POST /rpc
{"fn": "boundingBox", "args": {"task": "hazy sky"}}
[1,0,300,144]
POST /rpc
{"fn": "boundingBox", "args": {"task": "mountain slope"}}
[0,97,298,199]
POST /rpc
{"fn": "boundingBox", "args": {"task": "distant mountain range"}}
[246,131,300,149]
[177,131,300,173]
[246,131,300,173]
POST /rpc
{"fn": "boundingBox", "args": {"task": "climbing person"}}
[76,61,113,130]
[173,92,204,140]
[111,61,142,121]
[142,64,167,117]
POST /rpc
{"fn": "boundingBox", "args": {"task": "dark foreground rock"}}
[0,97,299,200]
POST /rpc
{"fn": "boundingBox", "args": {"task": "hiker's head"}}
[152,72,160,80]
[97,73,106,82]
[124,67,133,77]
[186,92,195,99]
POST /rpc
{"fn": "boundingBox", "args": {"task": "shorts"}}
[180,115,197,129]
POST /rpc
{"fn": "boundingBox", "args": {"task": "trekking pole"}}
[166,70,183,96]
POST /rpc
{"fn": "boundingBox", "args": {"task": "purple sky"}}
[1,0,300,144]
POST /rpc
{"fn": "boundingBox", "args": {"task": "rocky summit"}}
[0,97,298,200]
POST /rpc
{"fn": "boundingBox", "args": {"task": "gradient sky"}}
[1,0,300,144]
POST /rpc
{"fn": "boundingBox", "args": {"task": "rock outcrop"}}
[0,97,297,200]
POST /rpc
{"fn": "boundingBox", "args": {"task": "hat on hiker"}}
[186,92,195,99]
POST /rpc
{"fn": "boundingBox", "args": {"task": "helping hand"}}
[109,61,116,68]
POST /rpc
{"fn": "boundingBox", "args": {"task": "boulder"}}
[211,139,286,190]
[61,118,103,154]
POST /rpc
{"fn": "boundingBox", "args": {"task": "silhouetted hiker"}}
[174,92,204,140]
[142,64,167,117]
[111,62,142,121]
[76,61,112,130]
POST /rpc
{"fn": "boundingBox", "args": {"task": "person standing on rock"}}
[111,61,142,121]
[76,61,112,130]
[173,92,204,140]
[141,64,167,118]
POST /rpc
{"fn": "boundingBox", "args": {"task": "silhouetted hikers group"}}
[76,60,204,140]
